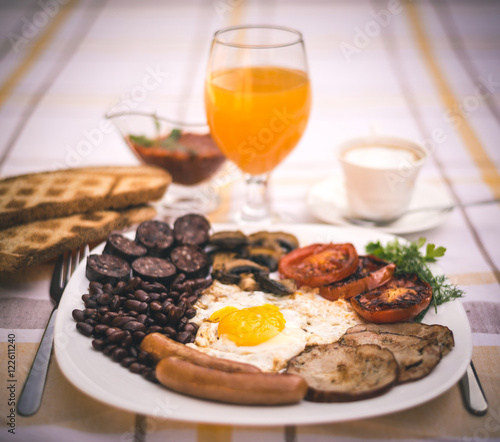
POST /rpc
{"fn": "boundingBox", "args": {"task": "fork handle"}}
[17,307,57,416]
[459,361,488,416]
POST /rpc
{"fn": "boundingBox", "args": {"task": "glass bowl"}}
[106,109,226,215]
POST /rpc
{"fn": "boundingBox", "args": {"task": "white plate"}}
[54,224,471,426]
[307,176,454,234]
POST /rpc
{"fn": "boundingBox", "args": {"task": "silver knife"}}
[459,361,488,416]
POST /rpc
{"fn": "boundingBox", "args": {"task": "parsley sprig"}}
[365,238,464,318]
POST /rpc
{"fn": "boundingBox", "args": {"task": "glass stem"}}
[240,173,272,222]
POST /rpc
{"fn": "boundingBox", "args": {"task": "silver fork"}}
[18,245,89,416]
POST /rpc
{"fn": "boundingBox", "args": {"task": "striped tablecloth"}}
[1,0,499,440]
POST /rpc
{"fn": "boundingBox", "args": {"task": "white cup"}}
[337,135,428,222]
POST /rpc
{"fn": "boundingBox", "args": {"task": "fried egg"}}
[187,280,361,372]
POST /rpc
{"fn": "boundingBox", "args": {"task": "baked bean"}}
[92,339,106,351]
[110,295,121,311]
[123,321,146,332]
[129,362,142,374]
[167,306,183,324]
[108,330,126,344]
[182,322,198,335]
[121,333,133,348]
[94,324,109,335]
[149,292,160,301]
[147,325,162,334]
[113,281,127,294]
[105,327,121,336]
[103,344,117,356]
[72,309,85,322]
[120,357,136,368]
[86,298,98,309]
[153,312,167,325]
[178,317,188,330]
[138,351,154,366]
[111,316,135,328]
[89,281,103,291]
[112,348,128,362]
[149,300,162,313]
[133,331,146,343]
[163,327,177,339]
[97,293,112,305]
[134,290,150,302]
[76,322,93,336]
[177,331,195,344]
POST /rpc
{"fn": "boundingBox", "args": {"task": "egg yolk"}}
[208,306,238,322]
[213,304,286,346]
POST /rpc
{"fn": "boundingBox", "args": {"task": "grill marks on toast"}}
[0,205,156,272]
[0,166,171,229]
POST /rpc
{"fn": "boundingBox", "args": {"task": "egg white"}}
[187,280,362,372]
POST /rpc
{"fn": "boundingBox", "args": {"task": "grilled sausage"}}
[156,356,308,405]
[140,332,260,373]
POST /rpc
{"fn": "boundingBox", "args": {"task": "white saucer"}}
[306,175,454,234]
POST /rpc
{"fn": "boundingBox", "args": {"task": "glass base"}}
[154,183,220,219]
[232,173,280,225]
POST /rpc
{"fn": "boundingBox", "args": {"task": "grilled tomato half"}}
[350,273,432,323]
[278,243,358,288]
[319,255,396,301]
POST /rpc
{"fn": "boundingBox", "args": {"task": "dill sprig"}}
[365,238,464,316]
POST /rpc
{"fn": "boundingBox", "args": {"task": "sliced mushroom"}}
[211,269,240,285]
[255,272,294,296]
[211,251,239,271]
[248,231,299,253]
[268,232,299,253]
[209,230,248,249]
[246,246,281,271]
[238,273,260,291]
[222,259,269,276]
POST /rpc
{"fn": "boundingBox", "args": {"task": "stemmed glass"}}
[205,25,311,222]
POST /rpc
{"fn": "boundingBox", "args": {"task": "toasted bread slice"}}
[0,166,170,229]
[0,205,156,273]
[286,343,398,402]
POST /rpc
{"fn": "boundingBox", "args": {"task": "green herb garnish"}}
[129,128,196,155]
[128,134,155,147]
[160,128,182,149]
[365,237,464,319]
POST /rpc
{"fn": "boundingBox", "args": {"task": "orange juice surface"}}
[205,66,311,175]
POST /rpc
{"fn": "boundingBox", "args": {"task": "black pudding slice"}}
[131,256,176,285]
[135,220,174,256]
[173,214,210,246]
[103,233,147,263]
[86,254,131,285]
[170,245,209,278]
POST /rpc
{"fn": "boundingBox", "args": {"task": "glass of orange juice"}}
[205,25,311,222]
